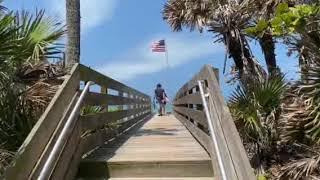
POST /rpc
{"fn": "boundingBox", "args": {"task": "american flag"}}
[151,40,166,52]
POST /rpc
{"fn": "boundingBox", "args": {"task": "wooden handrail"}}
[5,63,152,180]
[5,63,80,180]
[173,65,255,180]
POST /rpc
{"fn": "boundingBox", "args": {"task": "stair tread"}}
[84,115,210,163]
[79,115,213,178]
[109,178,215,180]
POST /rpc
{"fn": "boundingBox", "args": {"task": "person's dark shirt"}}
[155,87,165,100]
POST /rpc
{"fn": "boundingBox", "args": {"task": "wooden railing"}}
[5,63,152,180]
[173,65,255,180]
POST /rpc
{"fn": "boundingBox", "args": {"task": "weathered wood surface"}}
[50,117,82,179]
[5,63,80,180]
[79,115,213,178]
[30,92,79,178]
[109,178,215,180]
[173,92,202,105]
[77,63,152,158]
[103,115,210,162]
[81,107,150,132]
[5,63,152,180]
[173,65,255,180]
[174,106,207,129]
[79,64,149,100]
[174,112,211,152]
[83,92,146,106]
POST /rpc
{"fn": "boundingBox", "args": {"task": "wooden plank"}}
[195,65,239,179]
[79,64,149,99]
[5,63,80,180]
[116,111,151,133]
[50,117,81,179]
[81,107,150,132]
[118,91,124,110]
[83,92,145,106]
[174,112,211,152]
[173,64,255,180]
[79,115,213,178]
[100,85,109,111]
[80,111,151,155]
[29,92,79,178]
[175,83,188,100]
[81,129,117,155]
[63,137,84,180]
[174,107,208,129]
[203,65,255,180]
[173,92,202,105]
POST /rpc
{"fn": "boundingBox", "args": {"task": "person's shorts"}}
[157,98,166,105]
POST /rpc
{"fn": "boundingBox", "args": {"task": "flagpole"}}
[164,39,170,108]
[165,39,169,69]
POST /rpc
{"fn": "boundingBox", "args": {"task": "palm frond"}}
[230,74,286,130]
[162,0,216,32]
[0,0,7,13]
[280,86,311,144]
[0,149,14,177]
[229,74,286,170]
[12,10,65,67]
[298,61,320,144]
[278,154,320,180]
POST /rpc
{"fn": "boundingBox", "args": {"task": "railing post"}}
[119,91,124,111]
[101,86,108,112]
[213,67,219,84]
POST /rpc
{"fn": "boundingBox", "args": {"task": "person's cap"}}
[157,83,162,87]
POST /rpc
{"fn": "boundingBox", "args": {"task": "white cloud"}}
[97,35,224,81]
[49,0,117,32]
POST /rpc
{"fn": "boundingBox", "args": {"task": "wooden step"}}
[77,115,213,178]
[78,159,213,178]
[108,160,213,178]
[78,178,215,180]
[109,177,215,180]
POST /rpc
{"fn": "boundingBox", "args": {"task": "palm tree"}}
[163,0,266,79]
[66,0,80,66]
[247,0,283,75]
[0,8,65,176]
[247,0,312,75]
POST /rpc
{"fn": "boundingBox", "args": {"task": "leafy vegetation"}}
[0,3,65,176]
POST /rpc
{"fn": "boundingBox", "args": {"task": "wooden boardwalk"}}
[7,64,255,180]
[78,115,214,179]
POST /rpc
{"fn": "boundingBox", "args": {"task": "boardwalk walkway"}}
[78,115,214,179]
[5,64,255,180]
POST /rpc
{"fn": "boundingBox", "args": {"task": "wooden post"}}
[213,67,219,84]
[119,91,124,111]
[101,86,108,112]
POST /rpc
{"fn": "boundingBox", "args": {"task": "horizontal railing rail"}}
[5,63,152,180]
[78,64,152,156]
[173,65,255,180]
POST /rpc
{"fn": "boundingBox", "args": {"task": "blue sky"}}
[6,0,299,99]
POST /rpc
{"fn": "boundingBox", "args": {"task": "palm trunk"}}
[66,0,80,66]
[227,34,244,76]
[259,32,277,75]
[227,35,260,77]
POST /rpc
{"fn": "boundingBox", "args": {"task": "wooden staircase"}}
[4,64,255,180]
[77,115,214,179]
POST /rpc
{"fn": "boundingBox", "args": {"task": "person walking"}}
[154,83,168,116]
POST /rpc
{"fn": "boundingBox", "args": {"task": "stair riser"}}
[109,162,213,178]
[78,161,213,178]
